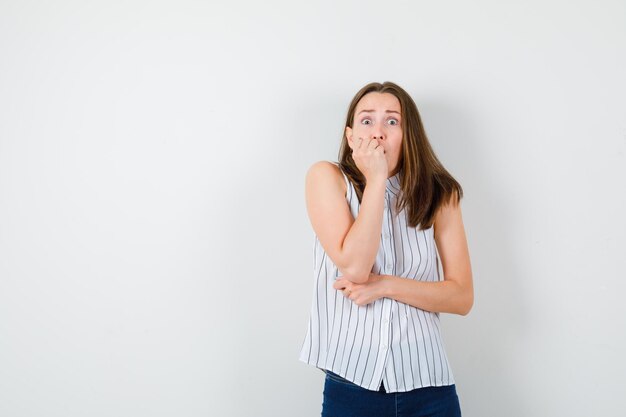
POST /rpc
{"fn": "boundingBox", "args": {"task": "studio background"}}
[1,1,624,416]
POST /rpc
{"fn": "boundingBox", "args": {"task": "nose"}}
[371,125,385,141]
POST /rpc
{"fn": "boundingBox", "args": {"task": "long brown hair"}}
[336,81,463,230]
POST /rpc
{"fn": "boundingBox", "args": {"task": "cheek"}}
[351,125,365,135]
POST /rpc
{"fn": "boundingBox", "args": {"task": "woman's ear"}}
[345,126,353,149]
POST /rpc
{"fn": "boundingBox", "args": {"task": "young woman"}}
[298,81,473,417]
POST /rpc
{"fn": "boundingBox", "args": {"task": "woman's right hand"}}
[351,137,388,184]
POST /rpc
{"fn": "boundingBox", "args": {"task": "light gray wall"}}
[1,1,624,416]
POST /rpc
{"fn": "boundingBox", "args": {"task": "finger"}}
[363,139,378,152]
[367,138,380,151]
[358,138,367,149]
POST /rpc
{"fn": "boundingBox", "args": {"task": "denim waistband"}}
[325,370,386,393]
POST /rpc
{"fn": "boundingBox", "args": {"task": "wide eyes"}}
[361,118,400,126]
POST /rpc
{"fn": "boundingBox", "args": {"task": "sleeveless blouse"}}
[298,165,455,392]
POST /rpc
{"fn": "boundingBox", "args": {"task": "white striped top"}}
[298,164,455,392]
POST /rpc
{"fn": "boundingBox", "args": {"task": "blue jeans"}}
[321,370,462,417]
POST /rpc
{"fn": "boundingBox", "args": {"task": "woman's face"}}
[345,92,403,177]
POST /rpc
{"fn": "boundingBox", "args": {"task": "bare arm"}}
[305,161,386,284]
[380,277,471,315]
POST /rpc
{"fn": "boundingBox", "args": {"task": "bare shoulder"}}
[305,161,347,199]
[434,190,463,232]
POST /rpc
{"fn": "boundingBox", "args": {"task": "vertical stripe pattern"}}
[298,165,455,392]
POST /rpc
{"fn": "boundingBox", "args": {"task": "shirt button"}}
[383,233,390,239]
[386,263,392,270]
[383,318,388,324]
[382,344,387,349]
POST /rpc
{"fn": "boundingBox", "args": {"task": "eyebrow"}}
[357,110,401,115]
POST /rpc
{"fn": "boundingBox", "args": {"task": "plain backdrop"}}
[1,1,625,416]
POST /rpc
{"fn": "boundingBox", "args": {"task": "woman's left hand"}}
[333,273,387,306]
